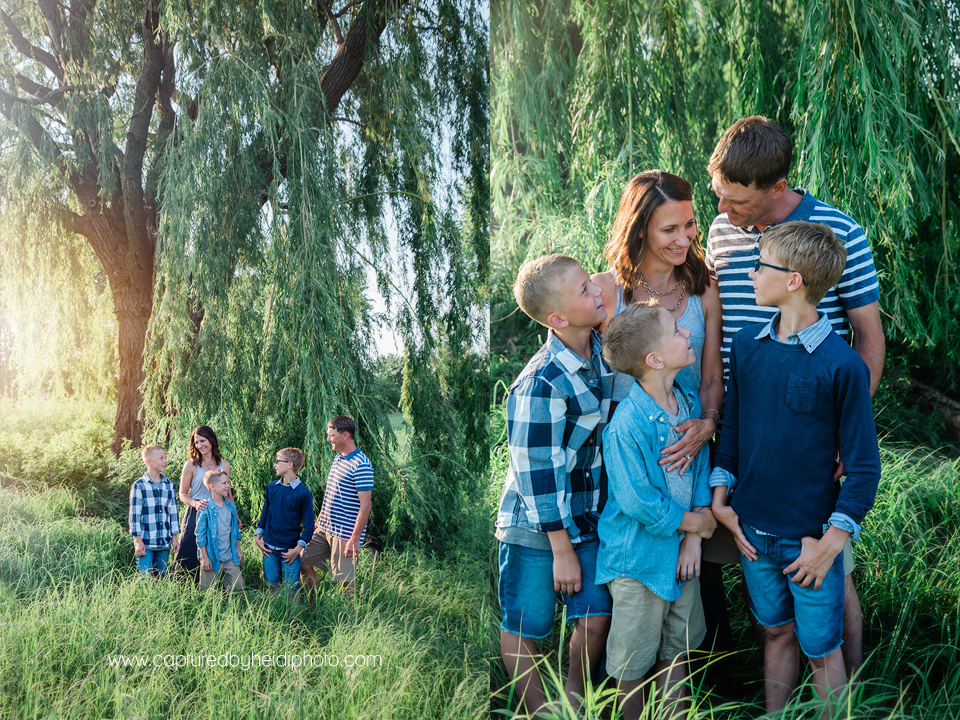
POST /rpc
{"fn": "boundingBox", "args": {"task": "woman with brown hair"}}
[593,170,724,470]
[174,425,236,580]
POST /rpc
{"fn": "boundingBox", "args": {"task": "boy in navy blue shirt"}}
[255,447,315,594]
[710,221,881,715]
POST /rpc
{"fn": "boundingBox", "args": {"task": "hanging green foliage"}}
[492,0,960,393]
[1,0,489,549]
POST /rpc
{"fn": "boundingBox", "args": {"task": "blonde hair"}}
[278,447,305,473]
[142,444,165,462]
[513,254,582,325]
[203,469,228,490]
[601,300,666,380]
[760,221,846,304]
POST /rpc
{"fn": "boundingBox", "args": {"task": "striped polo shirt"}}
[317,449,374,544]
[705,189,880,379]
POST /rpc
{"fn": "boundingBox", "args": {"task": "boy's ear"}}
[545,310,568,330]
[786,272,805,293]
[645,351,664,371]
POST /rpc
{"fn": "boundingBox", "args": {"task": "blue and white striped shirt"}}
[705,189,880,379]
[129,474,181,549]
[317,450,374,545]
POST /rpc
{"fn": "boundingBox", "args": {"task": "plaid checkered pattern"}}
[129,474,181,550]
[496,330,614,543]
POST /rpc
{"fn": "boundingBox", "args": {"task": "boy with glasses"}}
[710,221,881,715]
[255,447,315,594]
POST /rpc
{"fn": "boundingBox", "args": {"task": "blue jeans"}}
[136,548,170,577]
[740,525,844,658]
[498,538,612,639]
[263,547,302,591]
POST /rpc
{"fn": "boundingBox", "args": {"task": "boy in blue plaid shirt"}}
[129,444,181,577]
[496,254,615,717]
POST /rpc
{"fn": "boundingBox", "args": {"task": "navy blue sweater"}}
[714,324,881,539]
[257,479,316,549]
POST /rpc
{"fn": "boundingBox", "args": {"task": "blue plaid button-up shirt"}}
[129,474,181,550]
[496,330,614,544]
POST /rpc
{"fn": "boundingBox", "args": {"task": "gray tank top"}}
[610,281,706,401]
[188,460,223,502]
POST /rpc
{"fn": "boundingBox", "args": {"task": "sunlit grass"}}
[0,400,490,719]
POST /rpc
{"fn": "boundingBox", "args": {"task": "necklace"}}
[638,273,685,312]
[638,273,680,297]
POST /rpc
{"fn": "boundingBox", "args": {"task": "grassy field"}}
[489,399,960,719]
[0,399,489,719]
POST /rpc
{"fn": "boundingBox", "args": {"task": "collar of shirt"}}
[622,376,699,425]
[755,310,832,352]
[139,472,168,484]
[275,477,302,489]
[546,328,605,375]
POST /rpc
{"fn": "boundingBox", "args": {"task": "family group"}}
[496,116,884,719]
[128,415,374,596]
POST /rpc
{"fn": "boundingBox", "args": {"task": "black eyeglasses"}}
[754,258,808,286]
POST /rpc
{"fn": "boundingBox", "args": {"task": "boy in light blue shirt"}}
[598,301,717,720]
[196,470,244,591]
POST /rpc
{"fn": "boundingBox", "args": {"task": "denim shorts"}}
[740,525,844,658]
[136,548,170,578]
[498,538,612,639]
[262,547,302,591]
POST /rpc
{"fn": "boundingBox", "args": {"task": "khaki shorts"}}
[703,525,855,576]
[200,560,245,591]
[606,577,706,682]
[301,531,356,583]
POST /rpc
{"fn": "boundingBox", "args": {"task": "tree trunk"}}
[111,280,152,454]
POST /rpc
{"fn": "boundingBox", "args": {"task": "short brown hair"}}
[278,447,305,473]
[513,254,582,325]
[142,444,165,462]
[328,415,356,438]
[760,222,846,305]
[202,469,228,490]
[601,300,666,380]
[708,116,792,190]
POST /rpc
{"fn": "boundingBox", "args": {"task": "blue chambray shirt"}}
[196,498,242,572]
[495,330,614,543]
[597,379,712,601]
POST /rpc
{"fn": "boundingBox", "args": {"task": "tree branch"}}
[0,9,64,83]
[0,82,71,106]
[318,0,344,45]
[36,0,65,58]
[121,0,164,255]
[319,0,390,114]
[67,0,97,66]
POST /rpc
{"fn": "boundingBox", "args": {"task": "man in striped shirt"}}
[704,116,885,675]
[301,415,374,594]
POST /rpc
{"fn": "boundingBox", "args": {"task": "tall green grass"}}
[0,401,489,719]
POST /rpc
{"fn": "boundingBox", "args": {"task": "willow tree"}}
[1,0,487,454]
[1,0,488,544]
[492,0,960,393]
